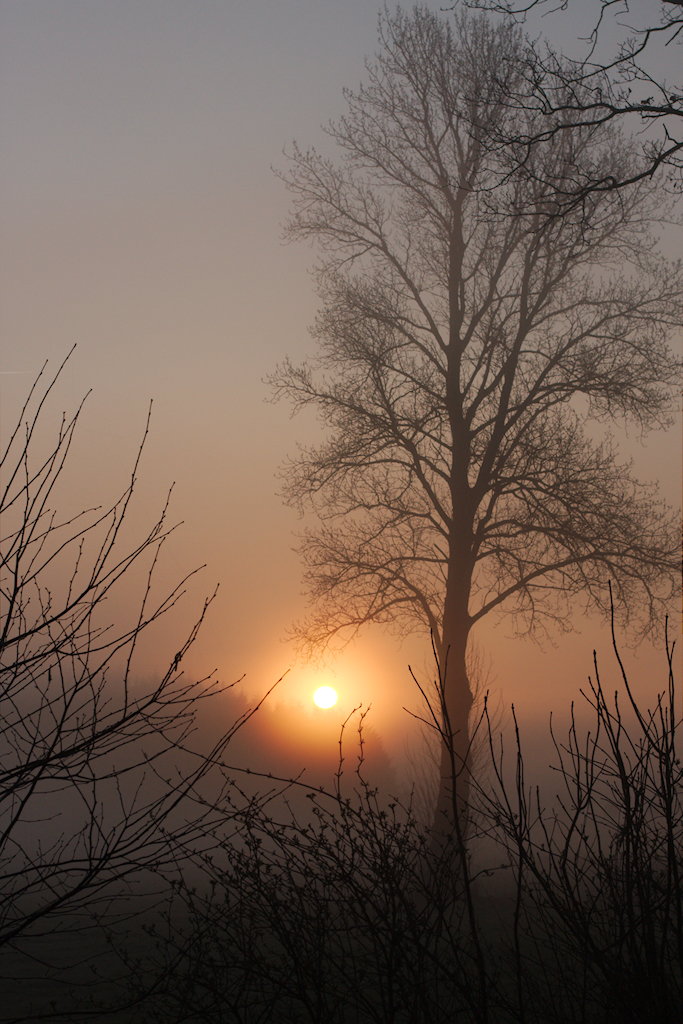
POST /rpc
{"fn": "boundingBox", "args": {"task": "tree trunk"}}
[432,626,473,840]
[434,359,476,838]
[432,563,474,840]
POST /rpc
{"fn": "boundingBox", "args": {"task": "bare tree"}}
[270,7,682,832]
[0,353,261,996]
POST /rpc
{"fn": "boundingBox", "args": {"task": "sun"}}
[313,686,338,709]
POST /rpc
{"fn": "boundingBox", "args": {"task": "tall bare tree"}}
[271,7,682,831]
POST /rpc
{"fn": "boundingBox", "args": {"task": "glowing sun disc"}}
[313,686,338,709]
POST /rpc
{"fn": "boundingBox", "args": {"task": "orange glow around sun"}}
[313,686,338,709]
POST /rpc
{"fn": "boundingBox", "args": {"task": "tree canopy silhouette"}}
[271,7,682,830]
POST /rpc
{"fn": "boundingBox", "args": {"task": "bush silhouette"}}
[129,611,681,1024]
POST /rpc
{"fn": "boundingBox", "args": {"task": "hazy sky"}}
[1,0,680,776]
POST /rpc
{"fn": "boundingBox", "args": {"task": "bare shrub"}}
[132,605,680,1024]
[478,598,681,1023]
[0,355,263,1020]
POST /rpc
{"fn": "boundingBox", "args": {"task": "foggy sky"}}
[1,0,680,777]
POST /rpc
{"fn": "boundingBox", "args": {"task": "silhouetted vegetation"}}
[2,7,681,1020]
[0,356,266,1021]
[121,615,680,1024]
[1,363,679,1024]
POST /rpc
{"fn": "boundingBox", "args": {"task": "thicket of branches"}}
[123,615,681,1024]
[0,356,265,1020]
[460,0,683,199]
